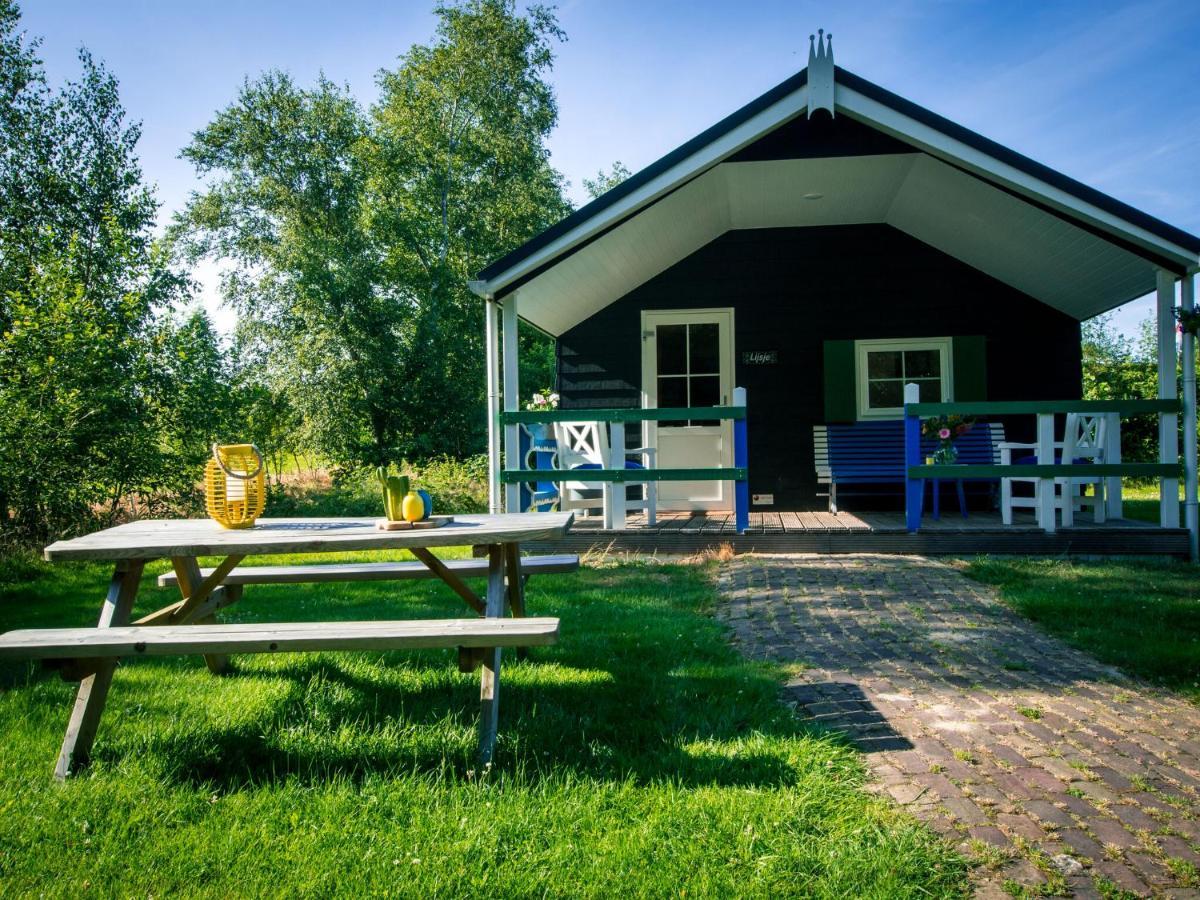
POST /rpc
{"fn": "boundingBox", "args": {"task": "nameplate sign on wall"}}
[741,350,778,365]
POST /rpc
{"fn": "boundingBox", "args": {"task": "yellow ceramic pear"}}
[401,490,426,523]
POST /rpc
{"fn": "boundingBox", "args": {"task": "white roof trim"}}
[505,153,1161,335]
[835,85,1199,268]
[472,85,809,298]
[474,73,1199,303]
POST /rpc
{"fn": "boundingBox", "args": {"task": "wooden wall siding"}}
[727,109,914,162]
[557,224,1082,510]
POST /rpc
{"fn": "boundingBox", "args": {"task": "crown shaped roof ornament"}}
[807,28,835,118]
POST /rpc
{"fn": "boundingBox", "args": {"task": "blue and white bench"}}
[813,421,1006,514]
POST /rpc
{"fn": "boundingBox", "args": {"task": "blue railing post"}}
[733,387,749,534]
[904,383,922,533]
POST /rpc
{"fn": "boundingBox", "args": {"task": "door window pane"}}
[689,374,720,425]
[689,323,720,374]
[657,376,688,409]
[657,325,687,375]
[867,350,902,379]
[690,374,720,408]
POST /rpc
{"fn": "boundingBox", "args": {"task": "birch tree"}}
[176,0,569,467]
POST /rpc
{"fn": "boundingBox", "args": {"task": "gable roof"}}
[471,62,1200,336]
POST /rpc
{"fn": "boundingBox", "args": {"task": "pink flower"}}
[938,428,951,440]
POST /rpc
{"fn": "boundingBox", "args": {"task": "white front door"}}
[641,308,735,511]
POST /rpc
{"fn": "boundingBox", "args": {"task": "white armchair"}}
[553,421,657,525]
[1000,413,1107,527]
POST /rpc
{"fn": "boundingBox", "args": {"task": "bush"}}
[409,455,489,514]
[264,455,489,518]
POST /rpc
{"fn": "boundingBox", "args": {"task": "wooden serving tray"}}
[375,515,455,531]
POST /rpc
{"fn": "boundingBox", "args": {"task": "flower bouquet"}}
[525,388,560,412]
[524,388,559,443]
[921,414,976,464]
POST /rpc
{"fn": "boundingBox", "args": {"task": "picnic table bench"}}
[0,513,576,779]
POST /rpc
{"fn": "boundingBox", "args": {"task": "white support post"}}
[608,421,626,530]
[1157,269,1181,528]
[1182,272,1198,560]
[501,295,520,514]
[1036,412,1056,533]
[484,298,501,515]
[1103,412,1123,520]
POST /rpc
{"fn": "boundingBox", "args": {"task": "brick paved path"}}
[717,554,1200,898]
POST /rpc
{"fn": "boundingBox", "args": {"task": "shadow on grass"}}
[93,644,812,791]
[0,562,856,791]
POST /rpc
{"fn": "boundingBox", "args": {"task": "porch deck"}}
[531,510,1187,557]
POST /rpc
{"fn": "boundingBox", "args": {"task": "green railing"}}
[499,467,745,483]
[499,400,750,532]
[499,406,746,425]
[905,399,1178,417]
[904,397,1182,532]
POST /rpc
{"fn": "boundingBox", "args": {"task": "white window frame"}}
[855,337,954,420]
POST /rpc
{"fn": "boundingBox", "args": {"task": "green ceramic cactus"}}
[376,467,409,521]
[386,476,409,520]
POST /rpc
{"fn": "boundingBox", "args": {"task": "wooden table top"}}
[43,513,575,562]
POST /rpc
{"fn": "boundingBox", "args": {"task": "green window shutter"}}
[823,339,856,422]
[952,335,987,401]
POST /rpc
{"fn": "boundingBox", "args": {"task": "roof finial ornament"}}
[807,27,836,119]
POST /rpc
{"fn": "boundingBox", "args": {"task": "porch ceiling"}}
[507,152,1159,336]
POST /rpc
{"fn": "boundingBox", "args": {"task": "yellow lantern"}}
[205,443,266,529]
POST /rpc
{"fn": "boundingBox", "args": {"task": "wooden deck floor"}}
[531,510,1185,556]
[573,509,1158,534]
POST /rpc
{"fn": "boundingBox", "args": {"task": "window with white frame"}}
[855,337,953,419]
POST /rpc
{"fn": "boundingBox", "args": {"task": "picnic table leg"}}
[503,542,528,661]
[172,556,231,675]
[54,559,145,780]
[478,543,506,765]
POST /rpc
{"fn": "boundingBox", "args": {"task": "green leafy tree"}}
[0,230,183,538]
[1081,312,1167,463]
[582,160,631,200]
[143,308,241,504]
[370,0,569,446]
[175,72,395,468]
[176,0,570,470]
[0,2,187,541]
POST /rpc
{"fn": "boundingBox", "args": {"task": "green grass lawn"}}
[964,556,1200,702]
[1119,480,1185,525]
[0,551,966,897]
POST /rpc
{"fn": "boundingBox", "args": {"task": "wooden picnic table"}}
[35,513,574,779]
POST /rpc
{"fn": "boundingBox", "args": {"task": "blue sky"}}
[23,0,1200,336]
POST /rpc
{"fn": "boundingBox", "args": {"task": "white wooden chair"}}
[1000,413,1107,527]
[553,421,657,525]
